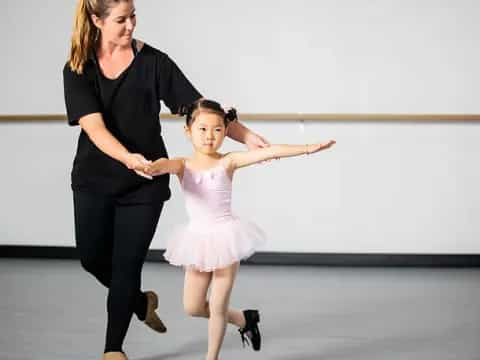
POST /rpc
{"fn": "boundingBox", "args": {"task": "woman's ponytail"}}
[68,0,98,74]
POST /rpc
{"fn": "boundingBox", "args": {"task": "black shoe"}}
[238,309,261,351]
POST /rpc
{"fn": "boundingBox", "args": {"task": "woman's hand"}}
[245,132,277,163]
[144,158,168,177]
[223,111,270,150]
[122,153,153,180]
[245,132,270,150]
[306,140,336,154]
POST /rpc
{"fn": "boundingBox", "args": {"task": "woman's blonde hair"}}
[68,0,125,74]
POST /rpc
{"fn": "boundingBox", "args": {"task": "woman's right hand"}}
[122,153,153,180]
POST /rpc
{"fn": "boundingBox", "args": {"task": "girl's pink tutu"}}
[164,162,266,272]
[164,216,266,272]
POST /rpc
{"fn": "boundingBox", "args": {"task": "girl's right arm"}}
[228,140,336,169]
[144,157,185,176]
[79,114,153,179]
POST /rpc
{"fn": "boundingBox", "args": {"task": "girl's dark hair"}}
[179,99,238,127]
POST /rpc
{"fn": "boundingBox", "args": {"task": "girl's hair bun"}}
[225,108,238,123]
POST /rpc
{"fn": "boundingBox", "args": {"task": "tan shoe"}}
[144,290,167,333]
[102,352,128,360]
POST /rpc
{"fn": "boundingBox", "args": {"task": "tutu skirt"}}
[164,215,266,272]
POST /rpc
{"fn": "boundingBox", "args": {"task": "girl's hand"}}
[134,169,153,180]
[122,153,153,179]
[306,140,336,154]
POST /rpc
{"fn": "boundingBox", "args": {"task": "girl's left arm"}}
[144,157,184,176]
[228,141,336,169]
[227,121,270,150]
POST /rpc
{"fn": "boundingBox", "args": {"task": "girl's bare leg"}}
[183,268,212,318]
[206,263,239,360]
[183,266,246,328]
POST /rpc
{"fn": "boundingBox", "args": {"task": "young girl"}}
[144,99,335,360]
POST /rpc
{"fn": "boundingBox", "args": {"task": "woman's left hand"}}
[245,132,270,150]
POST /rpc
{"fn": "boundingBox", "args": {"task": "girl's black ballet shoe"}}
[238,309,261,351]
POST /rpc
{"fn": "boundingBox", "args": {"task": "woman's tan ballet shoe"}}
[144,290,167,333]
[102,352,128,360]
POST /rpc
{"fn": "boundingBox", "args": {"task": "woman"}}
[62,1,269,359]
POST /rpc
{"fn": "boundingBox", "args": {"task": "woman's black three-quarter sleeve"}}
[63,43,202,202]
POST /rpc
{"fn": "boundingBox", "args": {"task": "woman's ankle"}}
[103,351,127,360]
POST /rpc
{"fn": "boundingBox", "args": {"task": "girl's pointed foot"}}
[238,309,261,351]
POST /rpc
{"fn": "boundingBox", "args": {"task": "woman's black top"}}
[63,42,201,202]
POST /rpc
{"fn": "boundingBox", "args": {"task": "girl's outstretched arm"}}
[228,140,336,169]
[144,157,185,176]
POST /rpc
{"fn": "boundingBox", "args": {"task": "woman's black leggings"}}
[73,190,163,353]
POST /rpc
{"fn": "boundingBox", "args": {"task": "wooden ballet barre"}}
[0,113,480,122]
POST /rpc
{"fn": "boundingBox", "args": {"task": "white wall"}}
[1,0,480,114]
[1,1,479,253]
[1,119,479,253]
